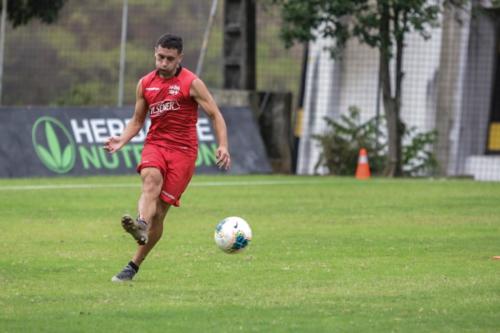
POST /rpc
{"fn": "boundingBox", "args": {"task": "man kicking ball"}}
[104,33,230,282]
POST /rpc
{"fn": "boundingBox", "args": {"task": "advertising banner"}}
[0,107,271,177]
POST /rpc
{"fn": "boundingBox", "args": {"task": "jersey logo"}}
[168,84,180,95]
[149,99,181,117]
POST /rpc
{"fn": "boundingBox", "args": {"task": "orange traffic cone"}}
[355,148,371,179]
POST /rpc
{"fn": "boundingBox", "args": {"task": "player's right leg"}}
[132,199,170,266]
[111,199,170,282]
[121,167,163,245]
[138,167,163,225]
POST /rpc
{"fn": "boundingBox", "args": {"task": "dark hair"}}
[155,33,183,53]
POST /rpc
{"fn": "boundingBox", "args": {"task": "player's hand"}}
[216,146,231,170]
[103,136,124,153]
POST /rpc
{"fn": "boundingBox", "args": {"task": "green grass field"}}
[0,175,499,332]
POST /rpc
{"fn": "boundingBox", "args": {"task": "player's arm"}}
[190,78,231,170]
[104,81,148,153]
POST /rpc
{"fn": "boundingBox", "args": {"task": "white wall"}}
[298,23,444,174]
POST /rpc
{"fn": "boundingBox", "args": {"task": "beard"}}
[157,67,176,78]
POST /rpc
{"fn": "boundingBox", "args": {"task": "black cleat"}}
[111,264,137,282]
[121,214,148,245]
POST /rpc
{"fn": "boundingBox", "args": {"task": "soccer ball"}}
[214,216,252,253]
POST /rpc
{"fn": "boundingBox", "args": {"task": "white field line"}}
[0,179,329,191]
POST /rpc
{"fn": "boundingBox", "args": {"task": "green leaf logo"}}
[32,117,76,174]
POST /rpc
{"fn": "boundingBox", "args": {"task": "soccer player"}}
[104,33,231,282]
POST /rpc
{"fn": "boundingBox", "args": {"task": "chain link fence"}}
[2,1,499,180]
[295,3,500,180]
[2,0,303,107]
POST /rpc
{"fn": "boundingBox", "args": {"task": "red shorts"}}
[137,143,197,207]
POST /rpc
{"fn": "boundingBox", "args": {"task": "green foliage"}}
[314,107,439,177]
[402,126,438,176]
[273,0,466,177]
[256,4,304,95]
[3,0,192,106]
[2,0,66,27]
[313,106,385,175]
[273,0,466,56]
[54,83,115,106]
[3,1,303,106]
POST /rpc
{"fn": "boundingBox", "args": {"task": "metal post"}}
[375,66,381,152]
[117,0,128,107]
[0,0,7,105]
[223,0,256,89]
[196,0,218,76]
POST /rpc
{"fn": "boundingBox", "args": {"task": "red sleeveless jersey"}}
[140,67,198,153]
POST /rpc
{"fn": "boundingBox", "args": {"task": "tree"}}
[1,0,66,27]
[273,0,465,176]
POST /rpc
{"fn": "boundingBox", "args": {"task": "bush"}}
[312,106,386,175]
[313,106,438,176]
[402,126,438,176]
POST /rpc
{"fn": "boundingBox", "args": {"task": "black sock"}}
[128,261,139,272]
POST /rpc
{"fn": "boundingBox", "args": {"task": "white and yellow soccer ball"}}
[214,216,252,253]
